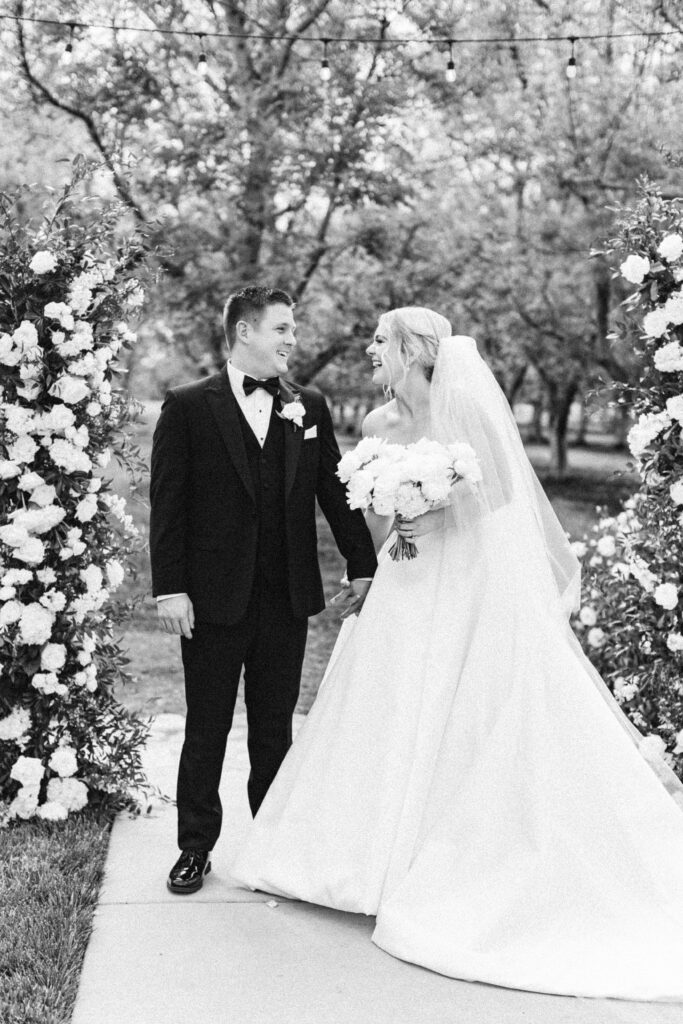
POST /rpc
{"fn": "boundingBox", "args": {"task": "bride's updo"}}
[378,306,452,383]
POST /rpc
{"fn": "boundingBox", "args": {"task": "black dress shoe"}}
[167,850,212,894]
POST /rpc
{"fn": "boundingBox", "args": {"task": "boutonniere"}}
[279,399,306,430]
[277,382,305,430]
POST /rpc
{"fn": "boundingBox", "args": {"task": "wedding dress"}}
[231,335,683,1002]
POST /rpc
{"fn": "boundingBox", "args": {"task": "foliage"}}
[0,158,152,823]
[571,185,683,776]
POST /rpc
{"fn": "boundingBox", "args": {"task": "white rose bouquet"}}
[337,436,481,560]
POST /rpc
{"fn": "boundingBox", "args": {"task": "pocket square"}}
[304,425,317,440]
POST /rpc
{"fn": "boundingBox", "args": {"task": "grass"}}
[0,807,115,1024]
[0,404,638,1024]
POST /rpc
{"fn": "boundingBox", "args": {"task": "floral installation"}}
[0,159,151,825]
[337,435,481,560]
[571,183,683,779]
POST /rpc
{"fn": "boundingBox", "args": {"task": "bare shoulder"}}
[361,402,395,439]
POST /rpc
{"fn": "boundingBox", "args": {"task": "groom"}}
[150,285,377,894]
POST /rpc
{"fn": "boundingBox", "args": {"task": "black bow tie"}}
[242,375,280,398]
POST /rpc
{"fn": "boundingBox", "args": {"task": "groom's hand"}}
[332,578,371,619]
[157,594,195,638]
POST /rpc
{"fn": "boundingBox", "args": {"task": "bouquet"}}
[337,436,482,560]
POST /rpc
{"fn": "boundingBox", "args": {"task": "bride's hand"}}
[394,508,446,539]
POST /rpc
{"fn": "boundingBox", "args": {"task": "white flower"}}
[654,582,679,610]
[579,606,597,627]
[639,734,667,762]
[40,590,67,613]
[10,505,66,535]
[620,254,650,284]
[75,494,98,522]
[666,632,683,653]
[0,706,31,742]
[587,627,606,649]
[80,564,104,594]
[665,291,683,327]
[18,470,44,492]
[670,480,683,505]
[642,308,669,339]
[96,448,112,469]
[658,234,683,263]
[666,395,683,423]
[346,469,375,510]
[279,400,305,428]
[49,375,90,405]
[0,523,30,548]
[570,541,587,558]
[8,434,38,464]
[654,340,683,374]
[675,729,683,755]
[0,600,23,628]
[31,484,58,508]
[14,538,45,566]
[65,424,89,449]
[9,789,40,820]
[627,410,671,458]
[12,320,39,355]
[2,568,32,586]
[19,602,54,644]
[41,642,67,672]
[44,302,74,330]
[0,333,20,366]
[47,776,88,812]
[39,403,76,433]
[105,559,124,589]
[49,438,92,474]
[613,676,638,702]
[5,405,36,435]
[10,754,44,788]
[29,250,58,274]
[596,536,616,558]
[37,801,68,821]
[32,672,67,696]
[0,460,21,479]
[86,401,103,418]
[125,284,145,308]
[49,746,78,778]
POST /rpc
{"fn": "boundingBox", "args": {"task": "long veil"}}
[430,334,683,803]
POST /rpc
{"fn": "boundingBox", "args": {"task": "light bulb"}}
[197,52,208,76]
[446,59,456,83]
[320,58,331,82]
[566,56,577,79]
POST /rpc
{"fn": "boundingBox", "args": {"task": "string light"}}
[197,33,208,76]
[320,39,331,82]
[445,40,456,83]
[60,23,75,65]
[566,36,577,79]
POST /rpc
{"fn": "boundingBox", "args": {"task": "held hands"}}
[157,594,195,639]
[330,576,372,619]
[394,507,446,540]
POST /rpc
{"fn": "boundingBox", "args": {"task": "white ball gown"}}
[231,337,683,1002]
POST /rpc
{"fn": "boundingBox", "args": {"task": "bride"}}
[231,307,683,1001]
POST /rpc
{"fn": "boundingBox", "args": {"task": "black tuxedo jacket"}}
[149,366,378,625]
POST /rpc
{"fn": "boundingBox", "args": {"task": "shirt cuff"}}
[156,593,187,602]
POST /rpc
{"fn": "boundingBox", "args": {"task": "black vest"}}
[237,403,289,591]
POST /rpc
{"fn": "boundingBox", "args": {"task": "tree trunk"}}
[549,381,579,478]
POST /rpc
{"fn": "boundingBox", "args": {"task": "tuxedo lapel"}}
[279,378,303,502]
[204,367,256,505]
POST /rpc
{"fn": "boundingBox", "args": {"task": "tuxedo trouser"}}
[177,579,308,850]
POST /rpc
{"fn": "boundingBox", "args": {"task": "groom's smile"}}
[233,302,297,379]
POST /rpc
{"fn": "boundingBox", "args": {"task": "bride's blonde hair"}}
[378,306,452,389]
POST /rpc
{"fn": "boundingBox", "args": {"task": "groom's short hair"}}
[223,286,294,347]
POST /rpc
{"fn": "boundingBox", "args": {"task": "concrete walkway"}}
[72,712,681,1024]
